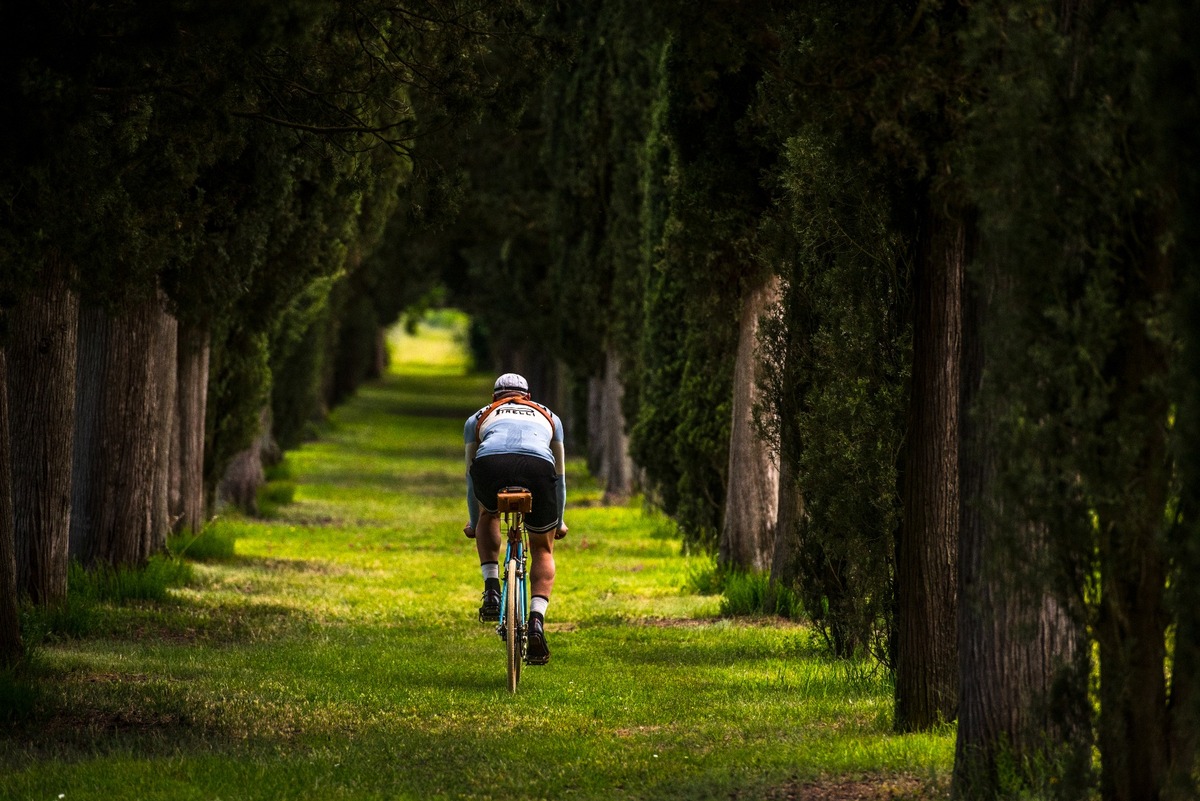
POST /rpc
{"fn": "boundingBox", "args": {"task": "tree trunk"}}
[1095,223,1172,801]
[150,307,178,551]
[588,349,634,504]
[953,266,1089,799]
[0,350,23,666]
[1164,18,1200,793]
[73,296,172,568]
[372,325,388,380]
[1167,274,1200,800]
[172,322,210,534]
[718,276,781,573]
[766,455,802,614]
[7,260,78,604]
[219,407,271,514]
[895,203,964,732]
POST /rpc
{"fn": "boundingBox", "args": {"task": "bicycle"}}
[495,486,532,693]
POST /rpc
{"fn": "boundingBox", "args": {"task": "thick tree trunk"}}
[172,322,210,533]
[70,307,102,559]
[150,308,178,551]
[718,276,781,573]
[1167,285,1200,800]
[953,267,1089,799]
[7,262,78,604]
[1095,228,1172,801]
[0,350,23,665]
[895,204,964,732]
[73,296,172,568]
[1165,38,1200,798]
[372,326,388,380]
[587,349,634,504]
[766,456,801,613]
[219,407,271,514]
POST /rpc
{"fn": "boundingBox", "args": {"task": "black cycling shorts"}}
[470,453,559,533]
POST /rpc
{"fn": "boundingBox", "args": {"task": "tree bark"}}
[588,349,634,504]
[1164,14,1200,791]
[952,265,1089,799]
[150,307,178,551]
[0,350,23,666]
[895,203,964,731]
[172,322,211,533]
[7,260,78,604]
[1095,221,1172,801]
[218,407,271,514]
[718,276,781,573]
[766,455,802,614]
[73,296,172,568]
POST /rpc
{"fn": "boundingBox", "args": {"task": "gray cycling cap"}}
[493,373,529,394]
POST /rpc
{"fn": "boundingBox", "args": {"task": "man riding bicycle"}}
[463,373,567,665]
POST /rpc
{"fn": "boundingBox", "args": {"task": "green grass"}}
[0,312,954,800]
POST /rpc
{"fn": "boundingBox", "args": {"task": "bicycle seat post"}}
[496,487,533,543]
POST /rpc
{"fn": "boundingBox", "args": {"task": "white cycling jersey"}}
[463,396,566,529]
[464,399,563,464]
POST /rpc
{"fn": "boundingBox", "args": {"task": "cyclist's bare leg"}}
[475,507,501,564]
[528,532,555,599]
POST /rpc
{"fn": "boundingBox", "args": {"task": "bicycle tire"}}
[506,557,520,693]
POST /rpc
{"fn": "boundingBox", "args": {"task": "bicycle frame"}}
[496,518,528,644]
[494,486,533,690]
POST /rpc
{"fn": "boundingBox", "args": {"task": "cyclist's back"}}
[462,373,567,665]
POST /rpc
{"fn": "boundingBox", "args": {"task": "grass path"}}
[1,317,953,800]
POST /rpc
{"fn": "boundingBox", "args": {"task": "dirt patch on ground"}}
[739,775,939,801]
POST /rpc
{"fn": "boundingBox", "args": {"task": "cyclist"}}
[462,373,567,665]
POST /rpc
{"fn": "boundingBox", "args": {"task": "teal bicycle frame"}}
[497,516,528,650]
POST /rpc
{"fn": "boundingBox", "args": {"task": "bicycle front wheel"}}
[505,557,520,693]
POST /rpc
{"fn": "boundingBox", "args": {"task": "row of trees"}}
[2,1,1196,797]
[430,1,1198,799]
[0,2,541,658]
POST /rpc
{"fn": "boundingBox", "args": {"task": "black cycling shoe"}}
[478,588,500,623]
[525,614,550,665]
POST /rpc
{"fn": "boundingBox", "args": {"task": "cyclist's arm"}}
[464,416,480,529]
[465,442,479,528]
[552,425,566,525]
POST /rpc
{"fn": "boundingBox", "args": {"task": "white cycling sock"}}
[530,595,549,618]
[481,562,499,581]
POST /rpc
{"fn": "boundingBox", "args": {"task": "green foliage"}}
[0,661,38,723]
[719,571,804,621]
[168,522,238,562]
[257,480,298,519]
[72,558,193,604]
[378,2,561,389]
[19,558,193,644]
[754,107,911,661]
[540,1,664,379]
[684,557,723,596]
[206,324,272,494]
[687,559,804,620]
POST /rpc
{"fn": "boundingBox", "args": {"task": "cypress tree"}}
[756,4,968,714]
[0,347,20,665]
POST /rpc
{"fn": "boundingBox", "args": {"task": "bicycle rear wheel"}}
[505,557,520,692]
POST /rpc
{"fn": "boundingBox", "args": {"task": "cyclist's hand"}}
[554,522,569,540]
[463,524,476,539]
